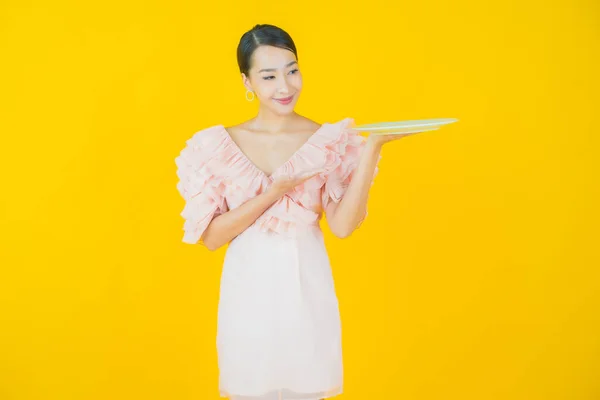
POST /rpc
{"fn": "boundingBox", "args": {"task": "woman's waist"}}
[228,222,324,247]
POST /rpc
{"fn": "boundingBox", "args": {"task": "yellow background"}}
[1,1,599,399]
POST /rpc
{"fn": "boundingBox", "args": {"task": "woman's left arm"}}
[326,133,411,238]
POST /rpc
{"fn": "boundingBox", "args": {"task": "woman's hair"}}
[237,24,298,76]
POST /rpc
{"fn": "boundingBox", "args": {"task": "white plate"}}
[353,118,459,135]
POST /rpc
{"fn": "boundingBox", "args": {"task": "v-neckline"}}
[219,123,328,179]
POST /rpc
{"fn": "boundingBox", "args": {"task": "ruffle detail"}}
[255,196,323,238]
[175,126,230,245]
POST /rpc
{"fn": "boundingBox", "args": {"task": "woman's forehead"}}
[251,46,297,71]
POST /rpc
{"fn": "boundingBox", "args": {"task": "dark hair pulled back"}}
[237,24,298,76]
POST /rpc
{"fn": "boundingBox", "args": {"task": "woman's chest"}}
[227,128,317,177]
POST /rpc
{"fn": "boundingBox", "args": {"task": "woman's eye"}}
[262,69,299,80]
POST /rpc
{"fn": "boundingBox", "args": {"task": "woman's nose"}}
[277,81,290,93]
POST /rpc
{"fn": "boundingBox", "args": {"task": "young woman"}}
[175,24,405,400]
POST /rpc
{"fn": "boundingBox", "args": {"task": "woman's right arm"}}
[200,186,284,251]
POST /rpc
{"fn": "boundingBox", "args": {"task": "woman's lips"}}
[274,94,294,104]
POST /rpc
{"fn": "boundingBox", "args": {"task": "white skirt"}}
[216,224,343,399]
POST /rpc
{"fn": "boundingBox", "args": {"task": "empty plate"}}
[353,118,459,135]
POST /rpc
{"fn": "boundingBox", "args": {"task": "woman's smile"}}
[273,94,294,104]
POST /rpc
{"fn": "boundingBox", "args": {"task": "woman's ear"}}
[241,73,252,92]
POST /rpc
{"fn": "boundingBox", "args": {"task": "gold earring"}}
[245,89,255,102]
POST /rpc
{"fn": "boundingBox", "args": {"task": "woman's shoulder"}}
[186,123,227,144]
[177,123,233,158]
[175,124,229,176]
[308,117,361,146]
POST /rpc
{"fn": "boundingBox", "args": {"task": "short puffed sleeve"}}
[175,126,229,245]
[321,118,381,226]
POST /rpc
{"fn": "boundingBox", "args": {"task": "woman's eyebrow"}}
[258,60,298,73]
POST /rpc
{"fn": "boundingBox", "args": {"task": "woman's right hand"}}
[268,168,325,197]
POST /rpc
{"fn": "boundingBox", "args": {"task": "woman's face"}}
[242,45,302,114]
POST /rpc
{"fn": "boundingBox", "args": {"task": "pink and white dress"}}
[175,117,380,400]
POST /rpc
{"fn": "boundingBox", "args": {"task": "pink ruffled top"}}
[175,117,381,245]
